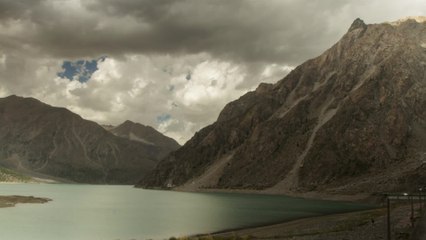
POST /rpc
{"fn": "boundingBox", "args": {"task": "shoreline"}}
[207,210,378,239]
[191,203,421,240]
[195,208,378,237]
[172,185,379,203]
[0,195,52,208]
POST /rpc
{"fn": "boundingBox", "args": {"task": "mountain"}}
[0,95,166,184]
[137,17,426,195]
[110,120,180,159]
[101,124,116,131]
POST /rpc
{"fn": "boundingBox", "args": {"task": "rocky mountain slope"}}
[0,95,168,184]
[138,17,426,195]
[110,120,180,159]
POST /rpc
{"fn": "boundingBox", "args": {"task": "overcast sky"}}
[0,0,425,144]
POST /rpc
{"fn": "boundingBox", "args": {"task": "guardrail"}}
[382,190,426,240]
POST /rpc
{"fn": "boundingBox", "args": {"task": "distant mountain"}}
[138,17,426,195]
[110,120,180,159]
[0,95,166,184]
[101,124,116,131]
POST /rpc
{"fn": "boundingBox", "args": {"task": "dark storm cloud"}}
[83,0,352,65]
[0,0,352,65]
[0,0,42,20]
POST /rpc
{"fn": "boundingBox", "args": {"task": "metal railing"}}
[382,189,426,240]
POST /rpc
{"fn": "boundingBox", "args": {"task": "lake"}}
[0,184,373,240]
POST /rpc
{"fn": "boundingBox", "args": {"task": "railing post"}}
[387,197,391,240]
[410,196,414,228]
[419,188,423,214]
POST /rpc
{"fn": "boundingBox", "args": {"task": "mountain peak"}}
[121,120,151,128]
[348,18,367,32]
[5,94,31,101]
[110,120,180,154]
[122,120,136,126]
[5,94,19,98]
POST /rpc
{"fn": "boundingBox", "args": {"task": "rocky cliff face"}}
[0,95,165,184]
[110,120,180,159]
[137,17,426,195]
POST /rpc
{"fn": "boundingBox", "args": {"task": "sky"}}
[0,0,425,144]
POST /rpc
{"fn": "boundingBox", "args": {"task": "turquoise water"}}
[0,184,373,240]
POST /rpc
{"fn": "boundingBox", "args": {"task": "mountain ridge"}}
[110,120,180,159]
[0,95,175,184]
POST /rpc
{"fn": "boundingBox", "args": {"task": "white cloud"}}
[0,86,7,97]
[175,60,246,107]
[260,64,294,83]
[61,55,260,144]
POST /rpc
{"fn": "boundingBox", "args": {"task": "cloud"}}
[0,0,43,20]
[0,0,425,144]
[2,1,425,63]
[0,0,371,63]
[73,54,258,143]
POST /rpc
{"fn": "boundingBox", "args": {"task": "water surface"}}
[0,184,373,240]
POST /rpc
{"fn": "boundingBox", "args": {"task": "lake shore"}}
[0,195,52,208]
[174,186,378,203]
[192,204,421,240]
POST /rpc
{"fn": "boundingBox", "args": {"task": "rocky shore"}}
[0,195,52,208]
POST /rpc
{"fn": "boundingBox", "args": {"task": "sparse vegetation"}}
[0,167,32,182]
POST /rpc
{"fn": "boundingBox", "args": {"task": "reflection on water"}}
[0,184,374,240]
